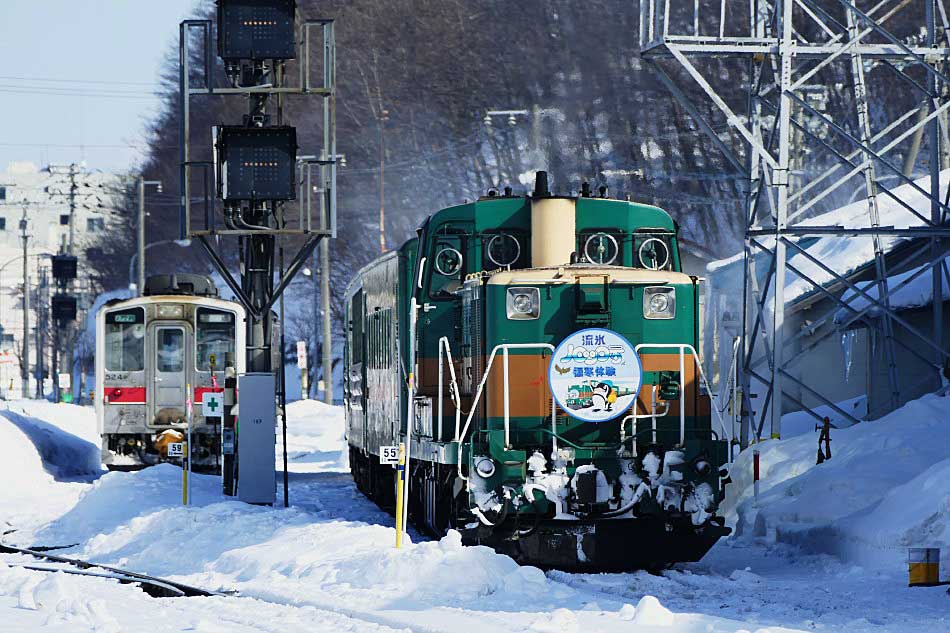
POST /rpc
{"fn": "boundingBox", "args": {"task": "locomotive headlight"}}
[507,287,540,320]
[643,287,676,319]
[475,457,497,478]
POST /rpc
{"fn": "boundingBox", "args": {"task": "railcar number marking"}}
[379,445,399,465]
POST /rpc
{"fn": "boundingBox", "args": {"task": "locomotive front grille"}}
[461,280,485,397]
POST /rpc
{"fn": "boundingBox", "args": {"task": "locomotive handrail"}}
[455,343,557,482]
[622,384,671,455]
[437,337,462,442]
[634,343,730,449]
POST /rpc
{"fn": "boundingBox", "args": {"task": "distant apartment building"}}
[0,161,125,398]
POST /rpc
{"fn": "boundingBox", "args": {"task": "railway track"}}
[0,543,224,599]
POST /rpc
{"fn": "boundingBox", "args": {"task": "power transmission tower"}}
[640,0,950,446]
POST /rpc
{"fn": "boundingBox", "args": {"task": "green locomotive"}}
[344,172,730,571]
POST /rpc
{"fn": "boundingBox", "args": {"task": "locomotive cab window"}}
[105,308,145,371]
[428,226,470,300]
[196,308,236,370]
[579,230,623,265]
[483,231,526,270]
[634,229,676,271]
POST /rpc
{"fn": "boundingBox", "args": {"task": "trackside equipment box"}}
[236,372,276,505]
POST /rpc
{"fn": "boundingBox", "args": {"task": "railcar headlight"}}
[506,287,540,320]
[643,287,675,319]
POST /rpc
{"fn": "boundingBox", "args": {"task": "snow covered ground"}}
[1,398,948,632]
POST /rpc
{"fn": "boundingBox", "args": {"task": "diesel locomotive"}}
[344,173,731,571]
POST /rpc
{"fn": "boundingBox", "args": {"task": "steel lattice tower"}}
[639,0,950,446]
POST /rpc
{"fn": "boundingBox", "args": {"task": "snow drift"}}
[0,402,101,539]
[724,393,950,567]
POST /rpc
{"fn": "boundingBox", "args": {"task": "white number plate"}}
[379,445,399,465]
[168,442,184,458]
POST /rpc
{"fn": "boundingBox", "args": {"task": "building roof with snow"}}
[707,170,950,310]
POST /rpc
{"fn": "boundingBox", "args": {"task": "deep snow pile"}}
[724,393,950,567]
[0,398,814,633]
[0,401,101,539]
[282,399,349,472]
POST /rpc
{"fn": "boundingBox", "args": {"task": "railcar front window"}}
[196,308,236,370]
[105,309,145,371]
[158,329,184,373]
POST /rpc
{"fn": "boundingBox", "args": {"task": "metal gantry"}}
[178,15,337,372]
[639,1,950,446]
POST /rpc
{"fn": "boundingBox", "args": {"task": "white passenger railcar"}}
[95,274,246,471]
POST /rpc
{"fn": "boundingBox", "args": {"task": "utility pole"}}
[67,163,77,255]
[35,266,48,399]
[19,206,29,400]
[311,250,318,399]
[138,177,145,294]
[378,108,389,254]
[136,177,162,296]
[321,238,332,405]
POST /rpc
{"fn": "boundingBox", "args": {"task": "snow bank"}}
[779,395,867,437]
[0,402,101,539]
[10,397,945,632]
[283,399,348,472]
[724,393,950,567]
[0,405,100,479]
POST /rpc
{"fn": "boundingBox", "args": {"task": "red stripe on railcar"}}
[104,386,146,404]
[195,386,224,401]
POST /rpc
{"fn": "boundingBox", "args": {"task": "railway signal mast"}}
[50,254,78,402]
[179,0,337,504]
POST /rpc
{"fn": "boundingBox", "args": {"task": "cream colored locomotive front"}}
[95,295,246,469]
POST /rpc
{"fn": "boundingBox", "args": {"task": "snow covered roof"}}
[708,170,950,306]
[833,255,950,324]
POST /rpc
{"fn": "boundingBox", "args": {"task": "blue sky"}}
[0,1,202,173]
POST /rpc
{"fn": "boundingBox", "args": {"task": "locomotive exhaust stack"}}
[530,172,577,268]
